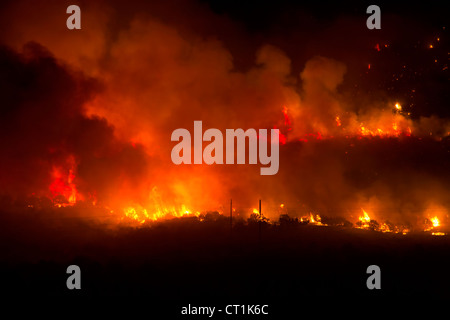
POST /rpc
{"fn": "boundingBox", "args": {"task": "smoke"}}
[0,0,449,227]
[0,43,149,204]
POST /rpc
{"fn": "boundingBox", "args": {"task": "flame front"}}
[357,209,371,229]
[431,216,440,228]
[123,204,199,224]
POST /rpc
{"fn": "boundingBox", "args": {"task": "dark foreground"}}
[1,206,449,315]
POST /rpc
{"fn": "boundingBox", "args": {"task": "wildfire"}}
[310,213,324,225]
[352,208,449,236]
[359,122,409,138]
[300,213,324,226]
[41,158,446,234]
[424,216,446,235]
[431,216,440,228]
[379,222,410,235]
[124,207,148,223]
[117,204,448,236]
[355,209,409,234]
[123,204,199,224]
[46,162,201,224]
[49,157,82,207]
[32,178,450,236]
[358,209,371,228]
[249,207,270,223]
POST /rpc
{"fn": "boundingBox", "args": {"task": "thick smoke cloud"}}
[0,43,149,204]
[0,0,448,227]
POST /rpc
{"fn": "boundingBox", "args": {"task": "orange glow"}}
[310,213,324,225]
[279,131,287,145]
[299,213,324,226]
[358,120,411,138]
[49,156,82,207]
[431,216,440,228]
[357,209,371,229]
[423,216,446,235]
[282,106,291,127]
[122,204,199,224]
[360,209,370,222]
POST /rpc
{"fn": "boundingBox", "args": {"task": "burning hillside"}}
[1,0,450,235]
[0,0,449,304]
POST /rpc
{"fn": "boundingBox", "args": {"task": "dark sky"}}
[199,0,449,118]
[203,1,447,29]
